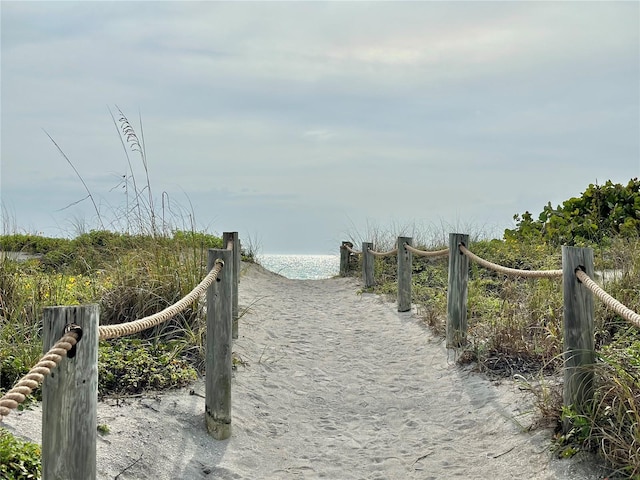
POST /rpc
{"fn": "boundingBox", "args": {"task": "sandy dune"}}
[4,263,608,479]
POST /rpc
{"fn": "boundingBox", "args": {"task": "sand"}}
[3,263,609,479]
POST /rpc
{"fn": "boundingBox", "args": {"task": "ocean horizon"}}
[257,253,340,280]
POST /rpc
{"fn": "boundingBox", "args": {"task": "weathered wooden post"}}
[562,245,595,430]
[362,242,374,288]
[206,248,233,440]
[223,231,240,339]
[42,304,98,480]
[340,241,353,276]
[397,237,413,312]
[447,233,469,348]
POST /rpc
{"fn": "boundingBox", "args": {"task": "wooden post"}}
[446,233,469,348]
[397,237,412,312]
[42,304,98,480]
[362,242,374,288]
[562,245,595,430]
[206,248,233,440]
[223,232,240,339]
[340,241,353,276]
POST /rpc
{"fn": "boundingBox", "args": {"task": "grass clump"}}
[591,332,640,478]
[0,428,41,480]
[98,339,197,397]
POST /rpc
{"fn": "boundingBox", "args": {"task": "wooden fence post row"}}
[42,304,99,479]
[38,237,238,476]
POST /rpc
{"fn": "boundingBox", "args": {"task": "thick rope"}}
[0,261,224,422]
[576,269,640,328]
[405,244,450,258]
[98,260,224,340]
[343,244,361,255]
[368,247,398,258]
[0,330,80,422]
[459,244,563,278]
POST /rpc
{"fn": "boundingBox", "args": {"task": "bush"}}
[0,428,41,480]
[98,339,197,396]
[506,178,640,246]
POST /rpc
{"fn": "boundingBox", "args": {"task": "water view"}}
[257,254,340,280]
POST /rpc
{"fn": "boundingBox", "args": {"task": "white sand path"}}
[4,263,608,479]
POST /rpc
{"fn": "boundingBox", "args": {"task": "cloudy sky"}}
[1,1,638,254]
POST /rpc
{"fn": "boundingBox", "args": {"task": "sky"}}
[1,1,639,254]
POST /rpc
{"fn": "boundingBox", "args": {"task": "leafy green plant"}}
[97,424,110,435]
[506,178,640,246]
[0,428,41,480]
[98,338,197,396]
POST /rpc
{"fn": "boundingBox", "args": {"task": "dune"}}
[3,263,608,479]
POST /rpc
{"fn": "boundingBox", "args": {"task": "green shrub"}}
[0,428,41,480]
[506,178,640,246]
[98,339,197,396]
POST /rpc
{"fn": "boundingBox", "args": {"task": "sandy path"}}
[4,263,607,479]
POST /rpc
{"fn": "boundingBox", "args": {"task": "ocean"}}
[257,254,340,280]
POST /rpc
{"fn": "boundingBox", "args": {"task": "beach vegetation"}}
[0,427,41,480]
[0,107,247,478]
[2,111,638,477]
[354,178,640,477]
[0,229,234,478]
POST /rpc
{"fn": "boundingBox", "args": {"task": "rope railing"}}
[0,261,225,422]
[576,269,640,329]
[405,244,450,258]
[368,247,398,257]
[343,243,361,255]
[340,232,640,434]
[98,260,224,340]
[459,244,563,278]
[0,327,82,422]
[1,232,241,477]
